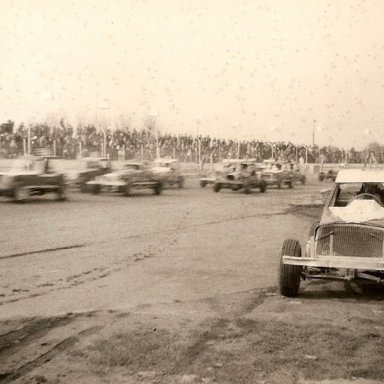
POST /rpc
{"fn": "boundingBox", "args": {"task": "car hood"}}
[321,200,384,227]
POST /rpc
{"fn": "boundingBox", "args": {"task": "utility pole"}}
[312,119,316,147]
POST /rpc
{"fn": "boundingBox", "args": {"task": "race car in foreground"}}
[86,160,163,196]
[279,168,384,297]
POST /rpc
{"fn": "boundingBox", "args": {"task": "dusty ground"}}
[0,177,384,384]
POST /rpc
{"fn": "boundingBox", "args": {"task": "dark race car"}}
[86,160,163,196]
[67,157,112,192]
[0,156,68,203]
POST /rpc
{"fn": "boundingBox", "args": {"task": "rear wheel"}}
[79,179,87,193]
[244,183,252,194]
[200,180,207,188]
[57,186,68,201]
[279,239,302,297]
[259,181,267,193]
[153,182,163,195]
[92,184,101,195]
[213,183,221,192]
[14,186,30,203]
[123,184,131,196]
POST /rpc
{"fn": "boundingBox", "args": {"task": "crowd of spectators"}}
[0,119,367,164]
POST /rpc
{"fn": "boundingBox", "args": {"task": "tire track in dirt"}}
[0,325,100,383]
[164,287,276,380]
[0,315,74,355]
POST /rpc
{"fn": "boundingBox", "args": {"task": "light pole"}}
[149,110,160,159]
[98,97,110,158]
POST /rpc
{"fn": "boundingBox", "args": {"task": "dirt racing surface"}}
[1,177,384,384]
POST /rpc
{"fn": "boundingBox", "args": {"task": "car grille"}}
[315,224,384,258]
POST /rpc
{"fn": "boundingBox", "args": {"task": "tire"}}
[80,179,87,193]
[123,184,131,196]
[288,180,293,189]
[244,183,251,194]
[153,182,163,195]
[14,186,30,203]
[92,184,101,195]
[301,175,306,185]
[279,239,302,297]
[200,180,207,188]
[277,181,282,189]
[178,177,184,189]
[213,183,221,192]
[57,186,68,201]
[319,174,324,182]
[259,181,267,193]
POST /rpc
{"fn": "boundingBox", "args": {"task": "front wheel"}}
[279,239,302,297]
[200,180,207,188]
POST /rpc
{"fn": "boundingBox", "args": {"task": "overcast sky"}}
[1,0,384,148]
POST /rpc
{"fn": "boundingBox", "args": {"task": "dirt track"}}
[1,178,384,384]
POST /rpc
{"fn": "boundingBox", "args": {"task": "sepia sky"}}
[1,0,384,148]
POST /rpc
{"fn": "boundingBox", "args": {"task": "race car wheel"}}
[319,174,324,182]
[79,179,87,193]
[57,186,68,201]
[301,175,306,185]
[14,187,30,203]
[154,182,163,195]
[213,183,221,192]
[244,183,252,194]
[178,177,184,189]
[92,184,101,195]
[259,181,267,193]
[123,184,131,196]
[200,180,207,188]
[279,239,302,297]
[288,180,293,189]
